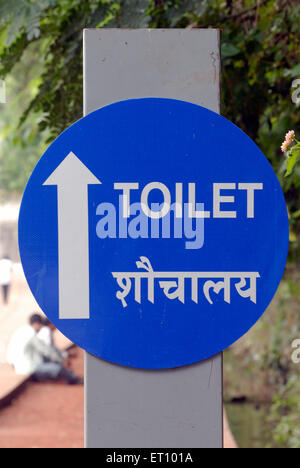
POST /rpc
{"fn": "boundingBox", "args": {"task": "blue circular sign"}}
[19,98,289,369]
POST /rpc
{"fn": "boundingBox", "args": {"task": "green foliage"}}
[286,142,300,177]
[223,272,300,448]
[0,0,56,45]
[0,43,49,193]
[267,375,300,449]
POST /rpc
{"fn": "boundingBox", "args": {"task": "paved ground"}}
[0,348,84,448]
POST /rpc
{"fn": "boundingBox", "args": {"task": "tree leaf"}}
[286,146,300,177]
[221,43,241,59]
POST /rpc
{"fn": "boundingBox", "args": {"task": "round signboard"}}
[19,98,289,369]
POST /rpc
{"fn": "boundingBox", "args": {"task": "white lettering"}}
[239,183,263,218]
[188,183,211,218]
[112,257,260,308]
[114,182,139,218]
[213,183,237,218]
[292,339,300,364]
[292,79,300,105]
[141,182,171,219]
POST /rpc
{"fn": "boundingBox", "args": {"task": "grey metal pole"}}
[84,29,223,449]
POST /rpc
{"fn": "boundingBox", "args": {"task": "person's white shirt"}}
[0,258,13,286]
[7,325,35,375]
[37,326,53,347]
[7,325,64,376]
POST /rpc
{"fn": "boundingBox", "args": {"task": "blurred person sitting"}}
[0,255,13,305]
[38,317,78,369]
[7,313,83,385]
[38,318,56,347]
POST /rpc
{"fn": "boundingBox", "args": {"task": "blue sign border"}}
[19,98,289,369]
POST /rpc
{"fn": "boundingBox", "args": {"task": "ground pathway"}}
[0,348,84,448]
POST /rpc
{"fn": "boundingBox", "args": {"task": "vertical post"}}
[84,29,223,449]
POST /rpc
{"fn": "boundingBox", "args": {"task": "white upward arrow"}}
[43,152,101,319]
